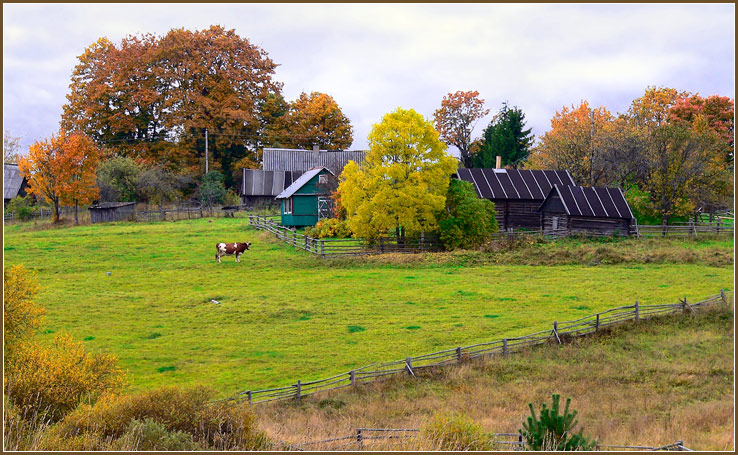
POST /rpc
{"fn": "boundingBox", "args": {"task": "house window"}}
[284,198,293,214]
[318,174,327,184]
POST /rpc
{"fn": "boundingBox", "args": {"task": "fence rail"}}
[221,290,732,406]
[286,427,693,451]
[248,215,439,257]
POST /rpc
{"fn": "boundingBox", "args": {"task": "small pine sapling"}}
[519,394,595,451]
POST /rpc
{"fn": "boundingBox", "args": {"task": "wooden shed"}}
[538,184,634,237]
[275,167,334,227]
[4,163,28,207]
[454,168,576,231]
[89,202,136,223]
[239,169,304,207]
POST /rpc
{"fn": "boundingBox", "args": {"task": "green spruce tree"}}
[473,102,533,168]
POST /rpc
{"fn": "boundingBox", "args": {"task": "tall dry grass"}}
[255,306,734,451]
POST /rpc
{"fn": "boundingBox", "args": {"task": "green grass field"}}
[3,218,733,397]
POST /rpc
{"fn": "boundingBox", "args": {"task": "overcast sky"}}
[3,3,735,154]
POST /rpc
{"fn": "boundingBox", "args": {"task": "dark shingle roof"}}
[543,184,634,219]
[455,168,576,200]
[4,164,26,200]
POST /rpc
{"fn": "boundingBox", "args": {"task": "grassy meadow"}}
[257,306,734,451]
[2,217,733,397]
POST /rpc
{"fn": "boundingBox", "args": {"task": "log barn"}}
[454,167,576,231]
[538,184,634,237]
[89,202,136,223]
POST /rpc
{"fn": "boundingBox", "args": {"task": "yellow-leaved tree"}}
[338,108,457,240]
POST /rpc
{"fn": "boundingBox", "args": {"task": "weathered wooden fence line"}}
[248,215,439,257]
[635,220,734,237]
[221,290,731,406]
[285,427,692,451]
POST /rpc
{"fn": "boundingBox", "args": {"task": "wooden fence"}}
[221,290,732,406]
[248,215,439,257]
[286,427,693,451]
[635,220,734,237]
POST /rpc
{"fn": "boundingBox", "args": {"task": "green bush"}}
[42,385,272,451]
[304,218,352,238]
[96,156,142,202]
[421,411,494,450]
[519,394,594,451]
[199,171,227,207]
[437,179,498,250]
[111,418,199,451]
[6,196,35,221]
[223,189,241,207]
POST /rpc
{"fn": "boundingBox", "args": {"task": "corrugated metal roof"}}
[240,170,304,196]
[262,148,366,173]
[4,164,26,200]
[276,167,334,199]
[542,184,634,219]
[455,168,576,200]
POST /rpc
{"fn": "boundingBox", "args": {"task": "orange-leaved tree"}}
[528,101,615,186]
[272,91,354,150]
[17,130,100,223]
[433,90,489,168]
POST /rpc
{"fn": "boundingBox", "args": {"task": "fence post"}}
[320,240,325,258]
[357,429,364,450]
[293,230,297,247]
[456,346,463,363]
[502,339,508,356]
[295,380,301,402]
[246,390,252,405]
[721,289,728,306]
[552,321,561,344]
[379,237,384,253]
[689,219,696,236]
[716,219,721,234]
[305,235,309,250]
[350,370,356,386]
[405,357,414,376]
[634,301,639,322]
[595,314,600,332]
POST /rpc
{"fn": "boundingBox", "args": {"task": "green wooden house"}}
[275,167,334,227]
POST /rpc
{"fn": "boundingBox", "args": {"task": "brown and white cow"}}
[215,242,251,263]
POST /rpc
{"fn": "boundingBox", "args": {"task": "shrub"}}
[96,156,141,202]
[111,418,199,451]
[304,218,352,238]
[3,265,44,360]
[6,334,126,421]
[45,386,272,451]
[519,394,595,451]
[421,411,494,450]
[199,171,227,207]
[6,195,35,221]
[437,179,498,250]
[223,189,242,207]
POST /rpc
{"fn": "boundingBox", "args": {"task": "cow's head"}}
[243,242,251,250]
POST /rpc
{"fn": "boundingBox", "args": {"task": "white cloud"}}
[2,3,734,154]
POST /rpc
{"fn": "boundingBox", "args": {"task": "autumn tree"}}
[17,131,100,223]
[62,26,284,186]
[669,94,734,165]
[4,129,22,163]
[527,101,617,186]
[338,108,457,240]
[270,92,354,150]
[473,102,533,168]
[433,91,489,168]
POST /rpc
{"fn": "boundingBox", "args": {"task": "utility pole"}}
[205,128,209,174]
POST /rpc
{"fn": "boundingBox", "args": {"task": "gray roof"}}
[455,168,576,201]
[262,148,366,173]
[90,202,136,209]
[4,164,26,200]
[240,170,304,196]
[276,167,334,199]
[541,184,634,219]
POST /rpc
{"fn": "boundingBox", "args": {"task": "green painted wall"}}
[280,169,332,227]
